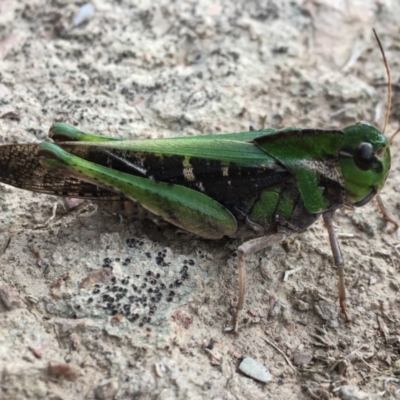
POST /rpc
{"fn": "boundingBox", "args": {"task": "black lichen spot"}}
[155,257,163,265]
[180,266,189,280]
[126,238,137,248]
[129,314,139,322]
[155,252,164,265]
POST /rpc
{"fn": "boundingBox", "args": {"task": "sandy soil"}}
[1,1,400,399]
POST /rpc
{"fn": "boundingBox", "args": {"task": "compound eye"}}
[354,142,374,171]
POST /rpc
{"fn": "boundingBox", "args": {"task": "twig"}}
[263,335,296,373]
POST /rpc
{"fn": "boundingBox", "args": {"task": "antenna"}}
[373,29,391,134]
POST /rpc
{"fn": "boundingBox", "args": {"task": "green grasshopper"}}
[0,32,397,332]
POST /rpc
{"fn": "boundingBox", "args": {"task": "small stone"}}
[389,281,400,291]
[392,359,400,375]
[238,357,272,383]
[335,359,348,376]
[293,299,310,311]
[94,378,119,400]
[0,284,23,310]
[73,3,95,26]
[293,350,312,366]
[48,362,79,381]
[339,385,376,400]
[0,233,10,254]
[314,301,339,328]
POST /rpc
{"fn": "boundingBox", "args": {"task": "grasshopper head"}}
[339,123,391,207]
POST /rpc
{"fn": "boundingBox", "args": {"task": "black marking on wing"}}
[64,146,292,218]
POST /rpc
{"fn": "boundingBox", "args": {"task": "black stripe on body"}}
[73,147,291,205]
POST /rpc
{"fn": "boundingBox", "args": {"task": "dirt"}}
[0,1,400,399]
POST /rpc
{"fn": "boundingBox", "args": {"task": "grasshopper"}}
[0,32,397,332]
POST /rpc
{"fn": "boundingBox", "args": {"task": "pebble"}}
[293,351,312,366]
[73,3,95,26]
[339,385,378,400]
[94,379,119,400]
[238,357,272,383]
[392,359,400,375]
